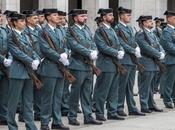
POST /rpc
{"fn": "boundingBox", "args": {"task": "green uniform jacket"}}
[8,30,39,79]
[66,24,97,71]
[37,24,66,78]
[114,23,136,66]
[0,27,8,75]
[136,29,164,71]
[94,23,124,72]
[160,25,175,65]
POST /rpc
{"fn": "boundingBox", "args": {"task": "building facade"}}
[0,0,174,31]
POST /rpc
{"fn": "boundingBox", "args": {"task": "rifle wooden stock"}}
[28,71,42,89]
[10,28,43,89]
[112,59,127,75]
[98,26,127,75]
[0,64,9,78]
[0,54,9,77]
[117,27,145,73]
[84,59,101,76]
[41,29,76,83]
[68,27,102,76]
[143,30,166,72]
[154,58,166,72]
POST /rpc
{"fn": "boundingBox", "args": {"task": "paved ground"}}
[1,94,175,130]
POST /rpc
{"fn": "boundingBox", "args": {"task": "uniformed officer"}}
[66,9,102,126]
[153,17,164,40]
[136,15,165,113]
[160,11,175,109]
[93,8,125,121]
[114,7,145,116]
[55,11,70,116]
[0,9,12,125]
[3,10,17,34]
[7,13,39,130]
[37,8,70,130]
[152,17,165,94]
[23,9,42,121]
[36,10,45,31]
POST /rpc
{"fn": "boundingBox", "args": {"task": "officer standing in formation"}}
[160,11,175,109]
[7,12,39,130]
[0,9,12,125]
[114,7,145,116]
[0,6,175,130]
[66,9,102,126]
[136,15,165,113]
[93,8,125,121]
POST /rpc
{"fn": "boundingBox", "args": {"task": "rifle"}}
[10,28,43,89]
[26,25,37,51]
[142,29,166,72]
[0,48,9,77]
[116,26,144,73]
[155,27,161,38]
[68,26,102,76]
[40,25,76,83]
[98,24,127,75]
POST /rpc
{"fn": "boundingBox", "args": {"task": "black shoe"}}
[92,106,96,113]
[165,103,174,109]
[68,119,80,126]
[107,114,125,120]
[84,118,103,125]
[40,126,50,130]
[129,111,146,116]
[51,124,70,130]
[117,111,127,117]
[0,120,8,125]
[34,116,40,121]
[77,107,82,113]
[133,93,138,96]
[141,109,152,113]
[18,115,25,122]
[149,106,163,112]
[96,115,107,121]
[62,111,68,117]
[16,106,20,114]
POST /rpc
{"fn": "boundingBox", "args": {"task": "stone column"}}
[1,0,20,12]
[119,0,167,29]
[82,0,109,33]
[39,0,68,12]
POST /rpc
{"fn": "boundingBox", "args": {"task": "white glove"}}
[90,50,98,60]
[60,53,68,59]
[159,52,165,60]
[134,50,142,58]
[135,47,141,53]
[3,58,13,67]
[117,51,125,59]
[59,53,70,66]
[41,58,45,62]
[31,60,40,70]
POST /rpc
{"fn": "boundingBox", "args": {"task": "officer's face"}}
[47,13,59,25]
[167,16,175,26]
[74,14,88,25]
[14,19,26,31]
[61,16,67,26]
[103,13,114,24]
[0,14,3,26]
[120,13,131,23]
[143,19,154,29]
[155,21,161,27]
[38,14,45,24]
[27,15,39,27]
[57,15,64,26]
